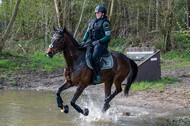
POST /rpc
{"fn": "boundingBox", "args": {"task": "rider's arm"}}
[100,21,111,43]
[83,25,90,41]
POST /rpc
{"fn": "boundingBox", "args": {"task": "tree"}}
[147,0,152,31]
[54,0,61,28]
[156,0,159,30]
[162,0,175,52]
[74,0,86,37]
[186,0,190,31]
[0,0,21,52]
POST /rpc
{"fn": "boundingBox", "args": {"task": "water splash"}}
[77,90,121,125]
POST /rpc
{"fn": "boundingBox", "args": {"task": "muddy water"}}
[0,90,181,126]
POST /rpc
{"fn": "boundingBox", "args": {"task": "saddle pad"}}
[85,53,114,70]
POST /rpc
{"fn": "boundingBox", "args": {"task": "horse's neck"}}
[63,34,85,71]
[63,49,85,71]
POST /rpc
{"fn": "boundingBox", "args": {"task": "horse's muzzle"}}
[46,51,54,58]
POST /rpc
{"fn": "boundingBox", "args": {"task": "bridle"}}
[47,29,86,85]
[49,31,65,54]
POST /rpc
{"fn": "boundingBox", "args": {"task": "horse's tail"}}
[123,54,138,96]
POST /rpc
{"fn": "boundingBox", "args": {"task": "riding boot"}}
[93,59,101,83]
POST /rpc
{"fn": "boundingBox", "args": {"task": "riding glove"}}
[81,40,86,47]
[92,40,100,46]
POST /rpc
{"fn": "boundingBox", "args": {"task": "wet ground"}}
[0,60,190,125]
[0,89,190,126]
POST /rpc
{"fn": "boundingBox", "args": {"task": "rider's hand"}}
[81,40,86,47]
[92,40,100,46]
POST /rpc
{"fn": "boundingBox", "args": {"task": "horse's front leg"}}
[70,85,89,116]
[56,81,73,113]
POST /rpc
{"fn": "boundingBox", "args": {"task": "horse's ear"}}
[53,26,57,31]
[63,27,66,32]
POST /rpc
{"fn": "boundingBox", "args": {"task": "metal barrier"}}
[123,47,161,82]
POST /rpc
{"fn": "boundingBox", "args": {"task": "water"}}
[0,90,180,126]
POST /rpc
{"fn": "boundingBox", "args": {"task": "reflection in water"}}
[0,90,173,126]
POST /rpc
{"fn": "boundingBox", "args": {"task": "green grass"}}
[161,49,190,70]
[130,76,181,91]
[161,61,190,70]
[0,52,65,72]
[8,78,16,85]
[29,52,65,72]
[161,50,190,61]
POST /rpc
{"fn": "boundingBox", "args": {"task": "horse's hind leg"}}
[102,79,113,112]
[102,79,122,112]
[70,85,89,116]
[56,81,73,113]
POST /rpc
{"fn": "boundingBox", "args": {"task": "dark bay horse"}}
[46,27,138,116]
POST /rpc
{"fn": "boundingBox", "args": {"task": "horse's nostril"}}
[46,52,53,58]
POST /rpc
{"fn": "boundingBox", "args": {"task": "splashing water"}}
[74,90,153,126]
[77,90,123,125]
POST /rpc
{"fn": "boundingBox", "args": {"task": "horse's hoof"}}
[101,103,110,112]
[83,108,89,116]
[64,105,69,113]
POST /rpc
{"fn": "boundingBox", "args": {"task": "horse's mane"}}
[64,29,80,47]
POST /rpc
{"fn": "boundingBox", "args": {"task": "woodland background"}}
[0,0,190,54]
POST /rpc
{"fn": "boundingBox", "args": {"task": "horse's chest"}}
[64,69,80,84]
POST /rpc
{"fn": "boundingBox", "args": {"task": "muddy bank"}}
[0,60,190,124]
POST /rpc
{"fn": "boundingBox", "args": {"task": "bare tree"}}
[109,0,114,21]
[186,0,190,31]
[137,8,139,36]
[147,0,152,31]
[74,0,86,37]
[156,0,159,30]
[163,0,175,52]
[0,0,21,52]
[101,0,105,6]
[54,0,61,28]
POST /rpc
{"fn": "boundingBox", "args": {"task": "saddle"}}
[85,50,114,70]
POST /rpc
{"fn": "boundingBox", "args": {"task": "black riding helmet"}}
[94,5,106,14]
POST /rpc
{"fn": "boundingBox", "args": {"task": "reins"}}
[50,29,87,85]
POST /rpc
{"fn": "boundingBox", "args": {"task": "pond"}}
[0,90,182,126]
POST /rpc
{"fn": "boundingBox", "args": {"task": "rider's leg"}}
[92,45,104,83]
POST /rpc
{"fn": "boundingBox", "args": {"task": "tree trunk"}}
[137,8,139,36]
[74,0,86,37]
[163,0,174,52]
[156,0,159,30]
[54,0,61,28]
[0,0,21,52]
[101,0,105,6]
[186,0,190,31]
[109,0,114,21]
[147,0,152,32]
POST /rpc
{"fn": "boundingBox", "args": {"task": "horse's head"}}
[46,27,65,58]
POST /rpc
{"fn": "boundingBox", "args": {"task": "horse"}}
[46,27,138,116]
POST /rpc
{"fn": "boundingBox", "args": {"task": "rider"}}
[81,5,111,83]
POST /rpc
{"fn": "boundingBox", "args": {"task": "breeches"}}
[92,45,106,62]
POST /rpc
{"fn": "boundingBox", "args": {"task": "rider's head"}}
[95,5,106,19]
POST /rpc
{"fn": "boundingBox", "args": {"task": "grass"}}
[8,78,16,85]
[130,76,181,91]
[161,61,190,70]
[161,49,190,70]
[0,52,65,72]
[161,49,190,61]
[29,52,65,72]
